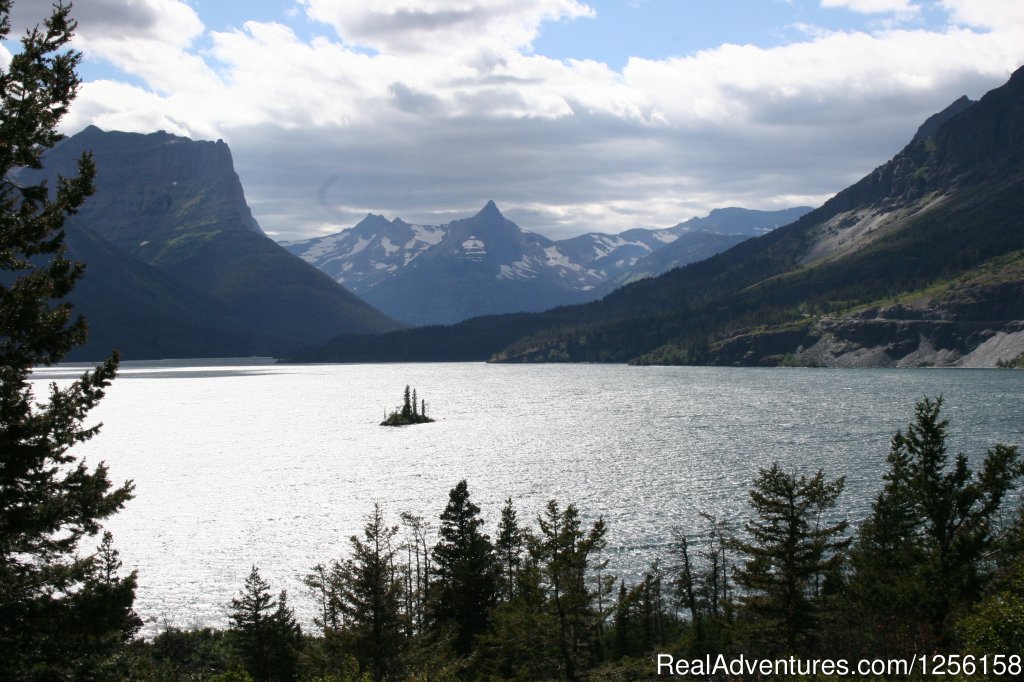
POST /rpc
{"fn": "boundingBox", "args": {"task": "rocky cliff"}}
[708,272,1024,367]
[32,127,401,359]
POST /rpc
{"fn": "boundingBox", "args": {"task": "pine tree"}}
[229,569,301,682]
[229,567,274,680]
[613,581,632,657]
[531,500,613,681]
[431,479,498,655]
[399,511,432,633]
[496,496,523,602]
[846,397,1023,650]
[269,590,302,682]
[333,503,406,682]
[731,463,848,655]
[0,2,136,677]
[402,385,412,418]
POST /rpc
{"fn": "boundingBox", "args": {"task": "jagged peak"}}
[476,199,503,219]
[354,213,391,229]
[913,95,976,141]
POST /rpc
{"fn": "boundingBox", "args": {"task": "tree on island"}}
[0,2,138,677]
[381,385,435,426]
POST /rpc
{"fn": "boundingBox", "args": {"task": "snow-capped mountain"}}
[281,213,446,291]
[282,202,811,325]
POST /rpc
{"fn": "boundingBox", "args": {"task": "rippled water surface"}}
[34,361,1024,632]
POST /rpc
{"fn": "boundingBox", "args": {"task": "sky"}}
[3,0,1024,241]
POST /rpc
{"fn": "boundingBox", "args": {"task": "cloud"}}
[940,0,1024,29]
[820,0,919,16]
[44,0,1024,241]
[300,0,595,56]
[8,0,202,45]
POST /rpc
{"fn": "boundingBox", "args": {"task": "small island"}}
[381,385,435,426]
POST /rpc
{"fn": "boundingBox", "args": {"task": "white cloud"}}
[44,0,1024,240]
[300,0,595,56]
[8,0,203,44]
[940,0,1024,29]
[820,0,919,15]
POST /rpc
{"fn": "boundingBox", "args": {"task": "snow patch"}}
[380,237,399,256]
[497,257,538,280]
[301,233,347,261]
[462,237,487,257]
[411,224,445,246]
[545,246,581,271]
[347,236,371,256]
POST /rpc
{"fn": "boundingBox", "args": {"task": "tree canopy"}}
[0,2,137,677]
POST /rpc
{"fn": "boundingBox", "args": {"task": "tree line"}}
[125,399,1020,681]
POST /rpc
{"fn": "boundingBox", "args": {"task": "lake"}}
[32,361,1024,634]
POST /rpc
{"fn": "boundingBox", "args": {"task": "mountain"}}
[62,224,258,361]
[362,201,602,325]
[294,66,1024,367]
[284,203,811,325]
[285,202,594,325]
[912,95,976,141]
[30,127,401,359]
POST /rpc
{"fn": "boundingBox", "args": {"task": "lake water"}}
[32,361,1024,634]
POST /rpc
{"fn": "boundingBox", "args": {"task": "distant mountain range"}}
[28,127,401,360]
[282,203,810,325]
[292,65,1024,367]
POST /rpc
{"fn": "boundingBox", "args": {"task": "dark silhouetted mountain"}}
[294,66,1024,366]
[62,224,257,361]
[913,95,975,141]
[28,127,401,359]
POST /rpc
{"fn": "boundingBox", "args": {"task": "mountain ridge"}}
[30,127,402,359]
[283,202,812,325]
[292,66,1024,367]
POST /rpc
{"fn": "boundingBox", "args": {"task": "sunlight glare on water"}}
[33,361,1024,633]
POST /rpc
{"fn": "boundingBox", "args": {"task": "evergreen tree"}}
[431,479,498,655]
[846,397,1023,650]
[613,581,632,658]
[496,496,523,602]
[672,513,735,657]
[402,385,412,418]
[0,2,137,678]
[531,500,613,681]
[229,567,274,681]
[269,590,302,682]
[731,463,848,655]
[333,503,406,682]
[399,511,432,634]
[478,543,557,680]
[228,566,300,682]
